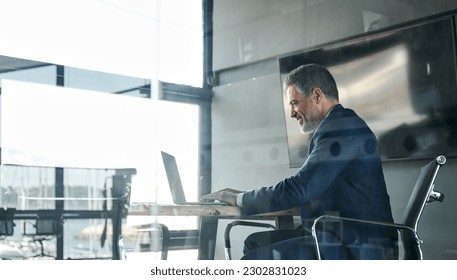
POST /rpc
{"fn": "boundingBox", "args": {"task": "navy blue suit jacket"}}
[241,104,396,247]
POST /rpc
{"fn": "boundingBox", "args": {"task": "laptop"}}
[160,151,227,206]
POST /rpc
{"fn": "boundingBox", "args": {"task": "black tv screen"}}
[279,15,457,167]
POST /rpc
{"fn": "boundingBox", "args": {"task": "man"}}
[202,63,397,260]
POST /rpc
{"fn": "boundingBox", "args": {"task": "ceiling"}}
[0,55,50,74]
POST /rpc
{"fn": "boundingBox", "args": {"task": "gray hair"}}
[283,63,339,101]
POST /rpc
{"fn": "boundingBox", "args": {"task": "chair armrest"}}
[224,220,276,260]
[311,215,420,260]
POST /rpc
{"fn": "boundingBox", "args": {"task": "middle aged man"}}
[202,63,398,260]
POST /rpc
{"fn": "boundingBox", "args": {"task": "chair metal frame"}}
[311,155,446,260]
[224,220,276,260]
[120,222,170,260]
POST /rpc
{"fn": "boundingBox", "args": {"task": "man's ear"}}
[312,87,324,103]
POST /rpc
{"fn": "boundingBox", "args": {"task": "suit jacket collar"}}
[308,104,343,154]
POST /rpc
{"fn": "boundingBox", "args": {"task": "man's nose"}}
[290,108,296,118]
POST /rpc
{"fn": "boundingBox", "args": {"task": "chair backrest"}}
[399,155,446,259]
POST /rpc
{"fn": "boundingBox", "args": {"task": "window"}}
[0,0,207,260]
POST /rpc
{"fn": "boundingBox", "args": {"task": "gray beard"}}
[300,122,315,134]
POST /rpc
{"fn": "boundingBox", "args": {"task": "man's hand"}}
[201,188,243,206]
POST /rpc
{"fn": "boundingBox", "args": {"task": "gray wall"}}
[211,0,457,260]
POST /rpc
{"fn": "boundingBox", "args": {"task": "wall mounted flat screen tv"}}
[279,15,457,167]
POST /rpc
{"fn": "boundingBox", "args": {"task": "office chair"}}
[311,155,446,260]
[121,223,170,260]
[224,220,276,260]
[111,173,171,260]
[223,155,446,260]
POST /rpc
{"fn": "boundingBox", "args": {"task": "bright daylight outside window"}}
[0,0,203,260]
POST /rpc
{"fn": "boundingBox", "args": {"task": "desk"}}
[128,203,300,259]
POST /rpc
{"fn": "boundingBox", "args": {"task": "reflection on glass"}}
[279,17,457,167]
[0,79,200,259]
